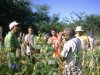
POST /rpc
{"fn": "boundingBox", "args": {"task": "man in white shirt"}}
[58,28,82,75]
[24,26,34,55]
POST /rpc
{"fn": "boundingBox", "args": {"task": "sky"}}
[31,0,100,21]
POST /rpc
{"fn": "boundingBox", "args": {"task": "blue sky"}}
[31,0,100,21]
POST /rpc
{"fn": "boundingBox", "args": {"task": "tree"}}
[0,0,33,37]
[70,12,86,26]
[35,4,50,14]
[85,14,100,35]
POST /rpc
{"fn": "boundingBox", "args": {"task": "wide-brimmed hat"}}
[75,26,84,32]
[9,21,19,30]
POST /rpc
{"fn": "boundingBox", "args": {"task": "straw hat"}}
[75,26,84,32]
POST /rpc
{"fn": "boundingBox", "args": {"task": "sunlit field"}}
[0,33,100,75]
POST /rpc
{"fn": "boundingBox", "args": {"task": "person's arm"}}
[47,37,53,44]
[57,32,64,54]
[58,43,69,61]
[24,35,30,46]
[57,54,66,62]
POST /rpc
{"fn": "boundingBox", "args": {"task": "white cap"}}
[75,26,84,32]
[9,21,19,30]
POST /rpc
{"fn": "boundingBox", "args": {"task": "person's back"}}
[76,35,89,50]
[58,28,82,75]
[61,37,82,66]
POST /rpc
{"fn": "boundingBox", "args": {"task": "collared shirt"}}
[4,32,20,52]
[61,38,82,65]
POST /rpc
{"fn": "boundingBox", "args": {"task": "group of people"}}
[46,25,94,75]
[4,21,35,74]
[4,21,94,75]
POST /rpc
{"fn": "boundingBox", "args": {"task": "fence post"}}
[0,26,2,48]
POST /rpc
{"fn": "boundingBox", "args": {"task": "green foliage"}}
[1,0,100,37]
[0,33,100,74]
[82,49,100,75]
[33,33,54,53]
[32,53,59,75]
[0,64,13,75]
[35,4,50,14]
[0,0,100,74]
[0,0,33,36]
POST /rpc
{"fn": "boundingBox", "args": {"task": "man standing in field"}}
[75,26,90,50]
[4,21,20,73]
[58,28,82,75]
[75,26,90,74]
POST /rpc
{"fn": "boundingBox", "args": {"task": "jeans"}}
[7,52,18,73]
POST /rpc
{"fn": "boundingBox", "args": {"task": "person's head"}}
[88,31,94,37]
[75,26,84,36]
[9,21,20,34]
[44,33,50,40]
[51,28,57,36]
[28,26,34,34]
[63,27,75,41]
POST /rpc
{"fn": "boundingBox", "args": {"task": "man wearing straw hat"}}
[75,26,90,74]
[75,26,90,50]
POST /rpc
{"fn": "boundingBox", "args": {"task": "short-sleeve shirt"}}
[4,32,20,52]
[61,38,82,64]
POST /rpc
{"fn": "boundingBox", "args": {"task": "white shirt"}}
[61,37,82,64]
[25,34,34,46]
[24,34,34,55]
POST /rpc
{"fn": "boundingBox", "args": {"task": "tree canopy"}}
[0,0,100,37]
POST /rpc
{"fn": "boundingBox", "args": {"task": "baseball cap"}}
[9,21,19,30]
